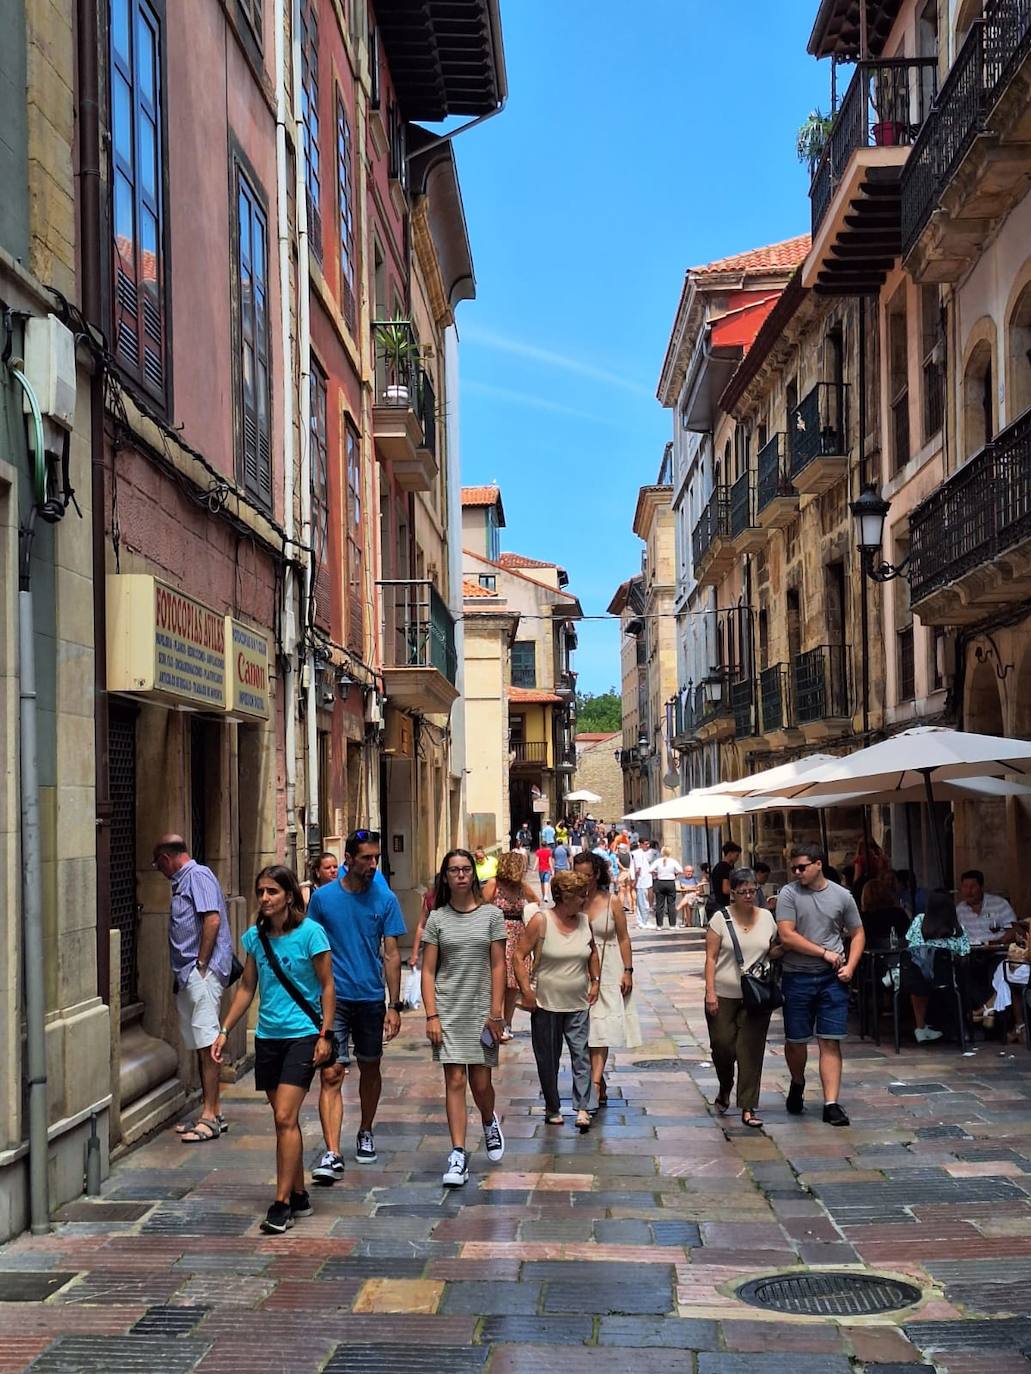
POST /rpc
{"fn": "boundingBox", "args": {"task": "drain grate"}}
[736,1271,922,1317]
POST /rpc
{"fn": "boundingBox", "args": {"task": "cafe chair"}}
[891,947,968,1055]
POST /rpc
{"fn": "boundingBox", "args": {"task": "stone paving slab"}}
[2,929,1031,1368]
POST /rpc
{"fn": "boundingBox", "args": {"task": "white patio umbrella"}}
[564,788,603,803]
[763,727,1031,882]
[698,753,839,797]
[625,791,756,823]
[767,775,1031,810]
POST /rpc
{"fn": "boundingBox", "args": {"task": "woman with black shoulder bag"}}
[703,867,781,1128]
[212,865,336,1234]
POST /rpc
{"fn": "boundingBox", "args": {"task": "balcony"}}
[909,406,1031,624]
[730,676,763,745]
[789,383,849,494]
[511,740,549,769]
[379,579,458,714]
[804,58,937,296]
[758,662,803,748]
[903,10,1031,282]
[691,486,734,586]
[729,474,765,555]
[695,672,734,743]
[756,434,798,529]
[372,321,438,491]
[793,644,851,740]
[618,746,640,769]
[671,691,698,750]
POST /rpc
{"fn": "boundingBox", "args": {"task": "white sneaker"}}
[483,1114,505,1163]
[915,1026,944,1043]
[442,1147,469,1187]
[355,1129,377,1163]
[311,1149,345,1185]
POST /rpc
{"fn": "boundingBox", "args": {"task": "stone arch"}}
[960,317,997,459]
[1004,258,1031,423]
[1011,634,1031,738]
[964,651,1005,733]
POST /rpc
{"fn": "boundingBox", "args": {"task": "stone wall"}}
[574,734,622,822]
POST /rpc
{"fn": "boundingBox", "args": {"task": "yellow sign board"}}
[107,575,226,709]
[226,617,271,720]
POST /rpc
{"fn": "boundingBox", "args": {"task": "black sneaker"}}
[823,1103,850,1127]
[260,1201,294,1234]
[355,1129,377,1164]
[786,1079,806,1115]
[312,1150,345,1185]
[289,1189,313,1218]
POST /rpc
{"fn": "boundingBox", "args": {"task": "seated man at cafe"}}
[956,869,1017,947]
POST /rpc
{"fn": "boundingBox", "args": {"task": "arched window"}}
[962,338,994,459]
[1007,277,1031,420]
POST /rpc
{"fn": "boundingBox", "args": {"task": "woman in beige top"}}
[704,867,781,1129]
[515,870,600,1132]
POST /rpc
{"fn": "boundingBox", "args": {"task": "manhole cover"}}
[628,1059,686,1072]
[736,1271,922,1316]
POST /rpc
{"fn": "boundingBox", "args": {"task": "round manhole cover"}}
[736,1271,922,1317]
[628,1059,687,1071]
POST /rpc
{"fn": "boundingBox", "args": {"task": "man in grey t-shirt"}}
[776,845,864,1128]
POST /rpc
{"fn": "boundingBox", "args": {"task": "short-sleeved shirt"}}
[552,844,571,871]
[906,912,970,957]
[541,825,556,845]
[956,892,1016,945]
[536,847,554,874]
[475,855,499,884]
[777,880,862,973]
[308,878,406,1001]
[651,856,682,881]
[709,861,735,904]
[708,908,779,999]
[168,859,233,983]
[242,919,331,1039]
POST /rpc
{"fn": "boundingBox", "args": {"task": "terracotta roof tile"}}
[461,484,502,506]
[463,578,496,598]
[497,552,556,570]
[576,732,620,742]
[692,234,811,277]
[508,685,563,705]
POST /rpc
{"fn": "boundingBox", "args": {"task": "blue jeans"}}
[781,970,849,1042]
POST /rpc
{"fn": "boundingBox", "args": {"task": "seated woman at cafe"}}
[905,889,970,1043]
[860,877,910,950]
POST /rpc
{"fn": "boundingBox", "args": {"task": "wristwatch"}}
[389,1001,405,1012]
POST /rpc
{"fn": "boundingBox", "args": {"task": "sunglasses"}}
[350,829,380,844]
[791,861,816,873]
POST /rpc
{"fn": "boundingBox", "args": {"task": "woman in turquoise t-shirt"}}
[213,865,335,1235]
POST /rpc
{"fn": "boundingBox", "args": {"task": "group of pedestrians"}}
[158,817,921,1234]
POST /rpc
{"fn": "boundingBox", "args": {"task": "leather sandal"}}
[741,1110,764,1129]
[179,1117,223,1143]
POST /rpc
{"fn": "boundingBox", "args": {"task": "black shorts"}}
[254,1035,319,1092]
[333,999,386,1065]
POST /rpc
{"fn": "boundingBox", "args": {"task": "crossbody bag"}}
[256,929,338,1064]
[722,910,783,1015]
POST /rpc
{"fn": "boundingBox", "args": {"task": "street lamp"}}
[849,484,910,583]
[701,671,723,709]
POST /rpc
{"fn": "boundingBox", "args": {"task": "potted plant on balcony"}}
[796,109,833,171]
[871,67,907,146]
[374,315,418,405]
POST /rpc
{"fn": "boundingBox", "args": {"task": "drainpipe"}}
[274,0,298,862]
[9,363,49,1234]
[76,0,112,1012]
[290,0,318,849]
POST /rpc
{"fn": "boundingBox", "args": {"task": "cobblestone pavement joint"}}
[4,928,1031,1370]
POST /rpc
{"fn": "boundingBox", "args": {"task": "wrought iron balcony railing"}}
[901,22,987,256]
[756,433,795,514]
[793,644,850,724]
[910,406,1031,606]
[789,382,849,477]
[511,741,548,766]
[379,579,457,684]
[760,663,792,734]
[417,367,436,458]
[811,57,938,234]
[730,677,755,738]
[729,473,755,539]
[691,485,731,570]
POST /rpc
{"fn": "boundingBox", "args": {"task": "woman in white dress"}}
[573,850,641,1109]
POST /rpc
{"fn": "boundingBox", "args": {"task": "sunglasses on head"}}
[349,829,380,844]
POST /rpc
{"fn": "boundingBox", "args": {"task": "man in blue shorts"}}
[776,845,864,1127]
[307,829,405,1179]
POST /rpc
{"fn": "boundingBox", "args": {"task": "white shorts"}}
[176,967,226,1051]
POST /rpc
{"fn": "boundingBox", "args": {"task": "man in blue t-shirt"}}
[307,829,405,1180]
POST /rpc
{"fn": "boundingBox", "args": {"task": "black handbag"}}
[227,953,245,986]
[257,929,338,1065]
[723,910,783,1015]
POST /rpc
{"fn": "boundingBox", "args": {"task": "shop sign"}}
[107,575,226,709]
[226,617,270,720]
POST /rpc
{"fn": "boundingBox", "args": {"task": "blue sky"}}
[453,2,830,694]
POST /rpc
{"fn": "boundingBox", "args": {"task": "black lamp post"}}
[850,484,910,583]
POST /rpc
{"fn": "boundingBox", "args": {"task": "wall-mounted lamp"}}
[850,484,910,583]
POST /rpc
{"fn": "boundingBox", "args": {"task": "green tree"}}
[576,688,622,733]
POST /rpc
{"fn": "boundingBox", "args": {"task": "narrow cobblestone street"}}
[4,928,1031,1372]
